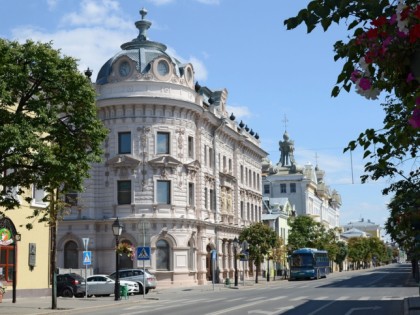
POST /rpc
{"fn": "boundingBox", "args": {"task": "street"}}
[63,263,417,315]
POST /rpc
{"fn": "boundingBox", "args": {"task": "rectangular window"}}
[157,132,170,154]
[290,183,296,193]
[257,174,260,190]
[210,189,215,210]
[245,168,248,186]
[264,184,270,194]
[209,148,213,168]
[204,145,207,165]
[247,202,250,220]
[240,165,243,184]
[188,182,194,206]
[223,156,226,171]
[280,183,286,193]
[118,132,131,154]
[32,185,48,207]
[204,188,208,209]
[240,201,244,218]
[229,159,232,173]
[65,190,78,206]
[117,181,131,205]
[188,136,194,158]
[0,246,15,282]
[157,180,171,204]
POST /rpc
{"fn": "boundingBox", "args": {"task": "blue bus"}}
[289,248,330,280]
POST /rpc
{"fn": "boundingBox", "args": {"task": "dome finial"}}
[140,7,148,20]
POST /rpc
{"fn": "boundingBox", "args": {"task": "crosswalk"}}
[120,294,405,315]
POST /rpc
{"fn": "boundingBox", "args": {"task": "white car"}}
[86,275,139,297]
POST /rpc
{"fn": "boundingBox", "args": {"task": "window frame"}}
[157,180,171,204]
[157,132,170,154]
[117,180,132,205]
[118,132,131,154]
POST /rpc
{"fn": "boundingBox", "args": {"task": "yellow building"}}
[0,186,51,298]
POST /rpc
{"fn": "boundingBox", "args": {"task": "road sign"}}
[83,251,92,265]
[82,238,89,250]
[137,246,151,261]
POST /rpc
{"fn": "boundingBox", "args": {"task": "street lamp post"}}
[233,237,239,287]
[12,233,21,303]
[112,218,123,301]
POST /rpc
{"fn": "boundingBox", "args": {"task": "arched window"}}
[64,241,79,268]
[156,239,170,270]
[119,240,134,269]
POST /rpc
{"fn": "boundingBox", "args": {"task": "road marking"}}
[358,296,370,300]
[267,295,287,301]
[381,296,403,300]
[313,296,328,300]
[290,296,308,301]
[337,296,350,300]
[275,306,294,313]
[249,297,265,301]
[205,300,267,315]
[308,300,336,315]
[248,310,276,315]
[344,306,381,315]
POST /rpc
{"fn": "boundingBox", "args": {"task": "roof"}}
[96,8,185,85]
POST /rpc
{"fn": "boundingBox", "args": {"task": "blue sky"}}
[0,0,394,236]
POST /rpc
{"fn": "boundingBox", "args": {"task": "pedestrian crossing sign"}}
[137,246,151,261]
[83,251,92,265]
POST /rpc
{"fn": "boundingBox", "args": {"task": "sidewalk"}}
[0,279,274,315]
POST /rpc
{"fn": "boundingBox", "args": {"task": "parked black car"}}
[57,273,86,297]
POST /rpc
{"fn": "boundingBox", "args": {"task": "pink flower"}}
[351,70,362,82]
[408,107,420,128]
[359,77,372,90]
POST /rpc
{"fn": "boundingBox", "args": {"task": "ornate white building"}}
[262,131,341,229]
[56,9,267,287]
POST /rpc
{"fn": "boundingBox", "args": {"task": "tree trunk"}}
[50,190,58,309]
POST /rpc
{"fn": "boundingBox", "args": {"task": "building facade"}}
[342,218,381,238]
[262,131,341,230]
[56,9,267,287]
[0,185,51,297]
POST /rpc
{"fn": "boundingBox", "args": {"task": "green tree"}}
[284,1,419,259]
[0,39,107,308]
[239,222,279,283]
[334,241,348,272]
[287,215,322,253]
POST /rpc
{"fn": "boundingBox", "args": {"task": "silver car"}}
[109,269,157,294]
[86,275,139,297]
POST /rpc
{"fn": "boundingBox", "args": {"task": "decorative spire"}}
[120,8,167,51]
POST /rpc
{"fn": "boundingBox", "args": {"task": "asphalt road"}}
[52,263,418,315]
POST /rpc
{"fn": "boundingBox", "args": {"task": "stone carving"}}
[279,132,296,167]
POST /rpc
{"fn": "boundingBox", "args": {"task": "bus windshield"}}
[291,254,314,267]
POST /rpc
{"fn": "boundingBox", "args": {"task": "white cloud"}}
[11,26,128,75]
[226,105,252,119]
[146,0,175,5]
[60,0,131,29]
[46,0,59,10]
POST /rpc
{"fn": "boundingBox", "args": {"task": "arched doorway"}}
[64,241,79,268]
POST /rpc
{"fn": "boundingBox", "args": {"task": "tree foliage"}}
[239,222,279,282]
[285,0,419,252]
[0,39,107,225]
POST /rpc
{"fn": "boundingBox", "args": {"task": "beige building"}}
[56,9,267,287]
[0,186,51,297]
